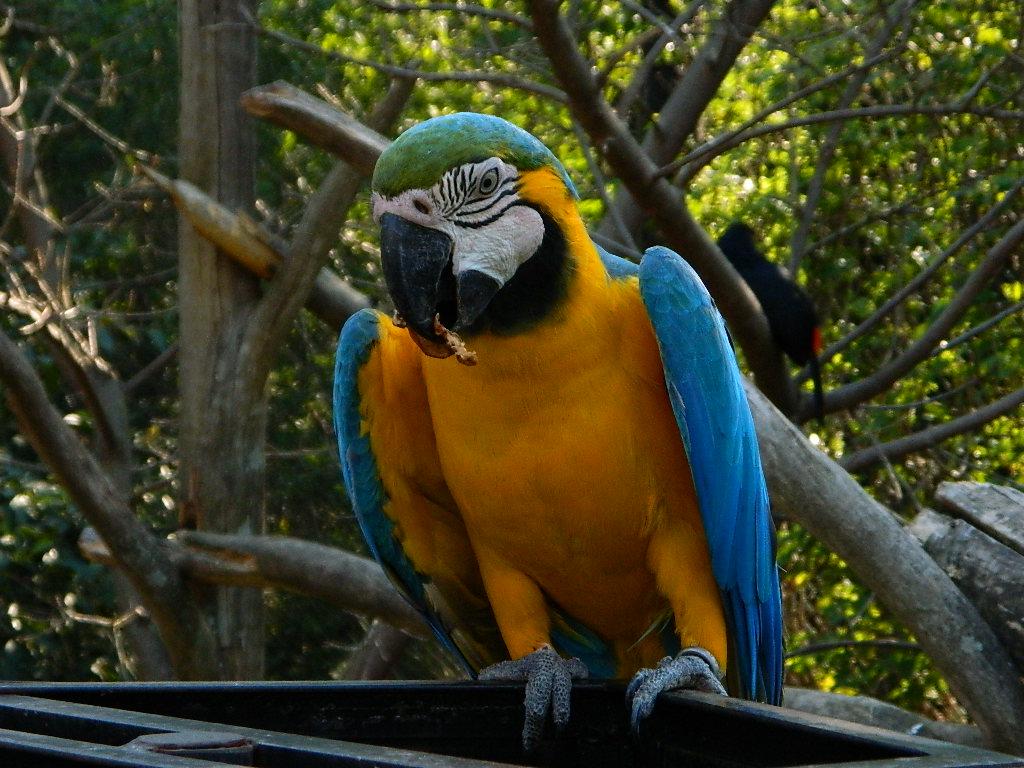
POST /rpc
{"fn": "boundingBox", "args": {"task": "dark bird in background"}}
[716,223,824,420]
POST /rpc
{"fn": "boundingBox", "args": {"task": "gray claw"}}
[480,645,588,751]
[626,647,726,733]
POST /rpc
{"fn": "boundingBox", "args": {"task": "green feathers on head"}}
[372,112,577,198]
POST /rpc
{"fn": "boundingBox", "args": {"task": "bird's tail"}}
[809,354,824,423]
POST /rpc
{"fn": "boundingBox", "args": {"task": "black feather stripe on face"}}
[459,206,570,337]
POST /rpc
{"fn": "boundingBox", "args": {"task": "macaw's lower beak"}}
[379,213,457,355]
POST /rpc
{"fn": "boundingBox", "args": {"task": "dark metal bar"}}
[0,695,517,767]
[0,726,233,767]
[0,682,1018,768]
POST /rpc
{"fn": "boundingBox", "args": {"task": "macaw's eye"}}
[478,167,500,195]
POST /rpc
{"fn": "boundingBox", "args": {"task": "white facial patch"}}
[453,204,544,284]
[372,158,546,288]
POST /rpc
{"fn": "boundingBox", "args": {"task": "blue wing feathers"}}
[639,246,784,706]
[333,309,474,672]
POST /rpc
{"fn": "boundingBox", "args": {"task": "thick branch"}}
[142,165,369,333]
[364,76,417,135]
[173,531,428,637]
[241,82,389,175]
[807,216,1024,420]
[935,482,1024,557]
[245,76,417,385]
[248,161,366,386]
[783,688,983,747]
[80,527,428,637]
[841,388,1024,472]
[745,379,1024,753]
[528,0,793,411]
[0,330,218,678]
[910,508,1024,673]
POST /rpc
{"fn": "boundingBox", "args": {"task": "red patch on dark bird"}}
[812,326,823,356]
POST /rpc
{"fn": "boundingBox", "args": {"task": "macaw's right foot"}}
[480,644,589,751]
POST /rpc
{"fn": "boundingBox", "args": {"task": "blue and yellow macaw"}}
[333,113,783,748]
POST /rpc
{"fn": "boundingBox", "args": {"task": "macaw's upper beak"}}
[379,213,456,351]
[379,213,503,356]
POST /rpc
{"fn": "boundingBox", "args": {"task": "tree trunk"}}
[177,0,265,679]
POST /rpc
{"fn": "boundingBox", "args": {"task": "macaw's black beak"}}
[379,213,456,342]
[380,213,505,346]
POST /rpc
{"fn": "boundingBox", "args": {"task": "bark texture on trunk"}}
[178,0,265,679]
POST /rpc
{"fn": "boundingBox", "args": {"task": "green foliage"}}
[0,471,118,680]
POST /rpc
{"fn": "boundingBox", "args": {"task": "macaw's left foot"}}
[626,647,727,733]
[479,644,589,751]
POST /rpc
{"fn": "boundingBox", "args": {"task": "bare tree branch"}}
[140,164,369,334]
[804,216,1024,420]
[363,76,417,135]
[940,299,1024,352]
[124,342,179,394]
[746,379,1024,753]
[80,527,429,638]
[612,1,707,118]
[569,119,638,255]
[0,330,219,678]
[786,638,920,658]
[910,507,1024,674]
[0,58,57,276]
[244,77,416,388]
[935,481,1024,556]
[841,388,1024,473]
[528,0,793,411]
[663,101,1024,178]
[141,167,281,278]
[247,162,366,386]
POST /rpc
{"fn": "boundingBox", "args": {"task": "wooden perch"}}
[910,499,1024,672]
[79,527,428,639]
[241,81,389,175]
[139,165,369,329]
